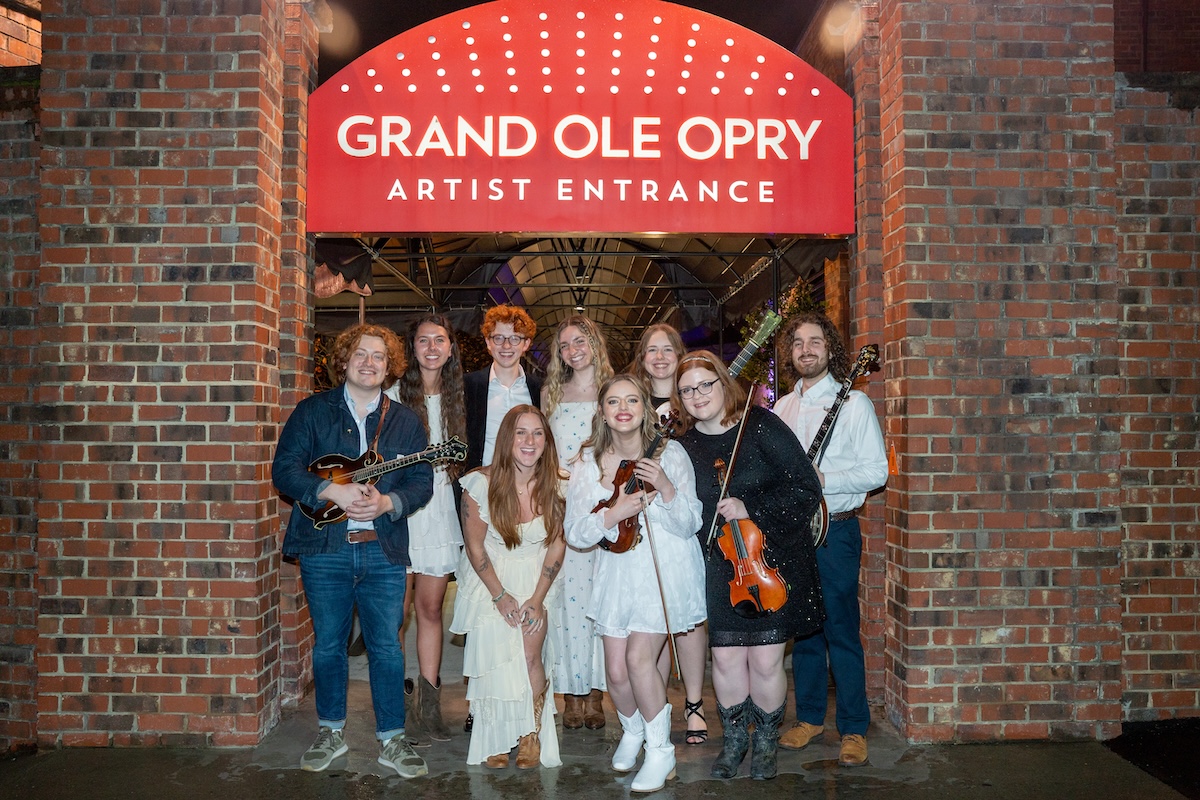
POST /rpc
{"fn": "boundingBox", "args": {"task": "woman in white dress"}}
[627,323,710,746]
[564,375,705,793]
[450,405,567,769]
[387,313,466,741]
[542,315,614,729]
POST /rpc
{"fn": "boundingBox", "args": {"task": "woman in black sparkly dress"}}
[673,351,824,781]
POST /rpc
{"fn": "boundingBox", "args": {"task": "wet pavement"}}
[3,596,1194,800]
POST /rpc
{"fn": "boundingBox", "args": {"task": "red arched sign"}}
[308,0,853,236]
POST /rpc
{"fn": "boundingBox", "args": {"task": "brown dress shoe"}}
[584,689,606,729]
[485,752,509,768]
[839,734,868,766]
[562,693,585,729]
[779,722,824,750]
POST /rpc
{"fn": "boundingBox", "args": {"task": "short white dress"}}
[449,471,562,767]
[546,400,607,694]
[564,440,706,637]
[406,394,463,576]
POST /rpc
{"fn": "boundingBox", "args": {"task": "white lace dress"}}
[449,471,562,767]
[547,400,606,694]
[405,394,463,576]
[564,441,706,636]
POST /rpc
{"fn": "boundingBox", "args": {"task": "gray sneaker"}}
[378,734,428,778]
[301,726,348,772]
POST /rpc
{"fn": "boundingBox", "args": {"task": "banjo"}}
[805,344,879,547]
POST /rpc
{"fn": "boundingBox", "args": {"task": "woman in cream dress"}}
[450,405,567,769]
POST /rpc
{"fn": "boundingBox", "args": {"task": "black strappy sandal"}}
[684,698,708,745]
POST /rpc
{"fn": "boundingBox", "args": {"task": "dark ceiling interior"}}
[313,1,842,358]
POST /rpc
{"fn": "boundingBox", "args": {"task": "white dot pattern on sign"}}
[351,3,821,101]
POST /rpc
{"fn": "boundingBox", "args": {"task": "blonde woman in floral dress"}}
[542,315,614,729]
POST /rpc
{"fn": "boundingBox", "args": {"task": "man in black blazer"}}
[463,303,544,471]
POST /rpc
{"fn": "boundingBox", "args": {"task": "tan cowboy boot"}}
[516,686,548,769]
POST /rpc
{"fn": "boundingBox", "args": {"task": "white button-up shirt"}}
[343,386,382,531]
[773,372,887,514]
[481,365,533,467]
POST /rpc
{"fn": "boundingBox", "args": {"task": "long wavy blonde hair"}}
[579,375,662,483]
[543,315,614,417]
[486,405,566,549]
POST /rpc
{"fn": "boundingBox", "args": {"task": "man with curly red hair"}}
[272,323,434,778]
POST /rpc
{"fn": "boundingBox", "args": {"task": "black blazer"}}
[463,366,544,472]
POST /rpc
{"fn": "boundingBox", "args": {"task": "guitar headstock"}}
[852,344,880,379]
[746,310,783,353]
[430,436,468,462]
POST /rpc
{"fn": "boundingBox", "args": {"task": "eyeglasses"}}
[488,334,527,346]
[678,380,718,399]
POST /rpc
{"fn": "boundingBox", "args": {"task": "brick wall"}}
[1115,82,1200,721]
[0,65,40,754]
[876,0,1124,741]
[33,0,298,746]
[277,0,319,707]
[0,3,41,66]
[817,0,892,709]
[1115,0,1200,72]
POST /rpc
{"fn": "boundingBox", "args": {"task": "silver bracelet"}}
[491,589,507,604]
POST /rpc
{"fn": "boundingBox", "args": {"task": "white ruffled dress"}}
[564,440,707,637]
[449,470,562,767]
[405,394,464,576]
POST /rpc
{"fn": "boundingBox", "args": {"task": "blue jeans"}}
[299,540,407,740]
[792,517,869,735]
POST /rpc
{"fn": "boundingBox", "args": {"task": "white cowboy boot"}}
[630,704,675,793]
[612,708,645,772]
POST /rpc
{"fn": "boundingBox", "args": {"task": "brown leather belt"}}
[829,509,859,522]
[346,530,378,544]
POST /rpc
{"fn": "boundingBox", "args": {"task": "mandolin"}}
[806,345,879,547]
[299,437,467,529]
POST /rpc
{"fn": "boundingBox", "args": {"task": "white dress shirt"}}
[772,372,887,514]
[481,364,533,467]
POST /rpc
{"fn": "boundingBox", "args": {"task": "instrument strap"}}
[369,394,390,453]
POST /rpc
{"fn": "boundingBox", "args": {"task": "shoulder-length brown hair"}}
[329,323,405,391]
[580,374,660,482]
[625,323,685,382]
[673,350,746,432]
[397,313,467,480]
[487,405,566,549]
[544,315,614,417]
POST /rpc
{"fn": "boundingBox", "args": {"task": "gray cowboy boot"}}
[711,698,752,779]
[750,702,785,779]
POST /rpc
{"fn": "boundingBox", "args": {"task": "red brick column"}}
[277,0,320,708]
[0,66,41,754]
[876,0,1123,740]
[1114,83,1200,721]
[35,0,299,746]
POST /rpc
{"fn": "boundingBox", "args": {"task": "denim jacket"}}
[272,386,434,566]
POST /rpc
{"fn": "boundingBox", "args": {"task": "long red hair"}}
[486,405,566,549]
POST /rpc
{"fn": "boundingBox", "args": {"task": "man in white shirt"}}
[463,304,543,472]
[772,312,887,768]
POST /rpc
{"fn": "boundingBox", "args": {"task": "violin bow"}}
[704,383,759,553]
[639,499,682,680]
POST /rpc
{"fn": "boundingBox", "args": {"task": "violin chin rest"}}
[732,600,774,620]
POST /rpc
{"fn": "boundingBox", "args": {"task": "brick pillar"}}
[35,0,297,746]
[1114,81,1200,721]
[278,0,321,707]
[876,0,1123,740]
[0,65,41,754]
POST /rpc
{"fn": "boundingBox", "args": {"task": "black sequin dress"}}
[678,405,825,647]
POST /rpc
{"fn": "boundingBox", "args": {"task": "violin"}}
[712,458,789,619]
[595,412,682,553]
